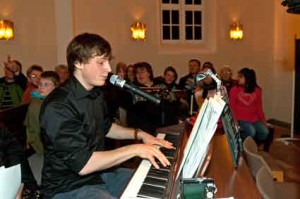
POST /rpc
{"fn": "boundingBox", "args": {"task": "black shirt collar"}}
[68,76,102,99]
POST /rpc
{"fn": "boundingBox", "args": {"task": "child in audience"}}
[24,71,60,155]
[23,71,60,194]
[229,68,270,147]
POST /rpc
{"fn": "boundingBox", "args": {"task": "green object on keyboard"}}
[181,178,216,199]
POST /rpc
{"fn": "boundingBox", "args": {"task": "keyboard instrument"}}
[121,125,185,199]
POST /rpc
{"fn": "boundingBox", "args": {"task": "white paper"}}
[176,95,225,180]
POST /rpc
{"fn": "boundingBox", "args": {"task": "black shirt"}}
[40,76,112,198]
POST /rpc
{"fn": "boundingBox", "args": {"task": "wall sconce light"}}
[0,20,14,40]
[230,22,243,40]
[131,22,146,41]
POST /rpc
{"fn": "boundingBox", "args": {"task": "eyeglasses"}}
[38,82,54,87]
[30,74,37,79]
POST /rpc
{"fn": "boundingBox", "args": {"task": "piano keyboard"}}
[121,132,181,199]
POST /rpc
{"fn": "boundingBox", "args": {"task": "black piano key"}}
[160,147,176,158]
[164,134,179,146]
[154,157,174,169]
[148,168,170,179]
[144,176,167,187]
[151,164,171,171]
[138,184,165,199]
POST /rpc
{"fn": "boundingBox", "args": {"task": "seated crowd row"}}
[111,59,271,149]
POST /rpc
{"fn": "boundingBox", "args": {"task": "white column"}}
[54,0,73,65]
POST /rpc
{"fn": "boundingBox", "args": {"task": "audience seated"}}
[219,65,238,94]
[178,59,201,117]
[125,62,181,135]
[229,67,273,151]
[0,60,25,110]
[154,66,181,126]
[115,61,127,79]
[4,57,28,91]
[24,71,60,156]
[125,62,161,135]
[55,64,70,84]
[125,64,135,82]
[22,65,44,104]
[23,71,60,197]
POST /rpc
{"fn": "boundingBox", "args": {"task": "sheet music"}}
[176,95,225,180]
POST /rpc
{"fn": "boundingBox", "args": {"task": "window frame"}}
[160,0,205,44]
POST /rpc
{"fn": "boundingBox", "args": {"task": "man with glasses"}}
[22,65,43,104]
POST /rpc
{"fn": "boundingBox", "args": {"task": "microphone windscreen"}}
[109,74,118,85]
[195,73,206,82]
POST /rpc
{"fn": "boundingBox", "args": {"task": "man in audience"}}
[219,65,237,94]
[40,33,173,199]
[178,59,201,117]
[22,65,43,104]
[0,60,25,110]
[55,64,70,84]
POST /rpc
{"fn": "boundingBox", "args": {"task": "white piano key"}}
[121,133,166,199]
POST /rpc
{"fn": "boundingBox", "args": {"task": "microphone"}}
[109,74,161,105]
[195,73,207,83]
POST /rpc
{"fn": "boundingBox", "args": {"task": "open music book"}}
[176,95,225,180]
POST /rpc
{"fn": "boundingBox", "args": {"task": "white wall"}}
[0,0,57,73]
[0,0,299,123]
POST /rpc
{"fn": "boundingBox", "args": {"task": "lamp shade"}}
[230,22,243,40]
[131,22,146,40]
[0,20,14,40]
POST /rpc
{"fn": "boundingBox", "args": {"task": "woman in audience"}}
[126,62,171,135]
[115,62,127,79]
[125,64,135,82]
[229,68,270,146]
[126,62,159,135]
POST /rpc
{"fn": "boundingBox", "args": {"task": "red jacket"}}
[229,86,266,123]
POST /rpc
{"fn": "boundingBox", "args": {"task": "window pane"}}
[162,0,170,4]
[171,0,179,4]
[185,11,193,25]
[172,10,179,24]
[185,0,193,5]
[194,26,202,40]
[194,11,202,25]
[163,26,171,40]
[162,10,170,24]
[194,0,202,5]
[172,26,180,40]
[185,26,193,40]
